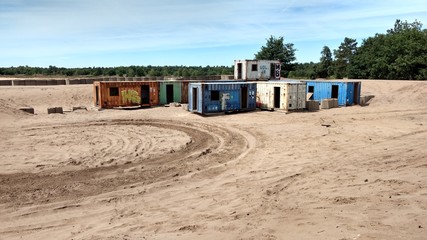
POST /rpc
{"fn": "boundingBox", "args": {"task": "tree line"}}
[259,19,426,80]
[0,65,233,78]
[1,19,426,80]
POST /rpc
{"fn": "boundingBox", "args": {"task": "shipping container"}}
[234,60,281,80]
[159,81,182,105]
[188,82,257,115]
[305,80,361,106]
[93,81,159,108]
[256,81,306,110]
[158,80,190,104]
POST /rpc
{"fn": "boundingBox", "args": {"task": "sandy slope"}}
[0,80,426,240]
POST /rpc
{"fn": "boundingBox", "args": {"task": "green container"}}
[159,81,182,104]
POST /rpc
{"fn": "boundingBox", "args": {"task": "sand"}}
[0,80,426,239]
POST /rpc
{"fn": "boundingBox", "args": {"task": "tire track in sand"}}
[0,119,250,205]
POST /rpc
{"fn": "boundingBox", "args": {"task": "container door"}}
[274,87,281,108]
[141,85,150,105]
[346,83,354,105]
[192,87,198,111]
[166,84,174,103]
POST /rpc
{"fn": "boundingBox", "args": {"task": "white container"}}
[256,81,306,110]
[234,60,281,80]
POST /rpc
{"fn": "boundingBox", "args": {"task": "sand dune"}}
[0,80,426,239]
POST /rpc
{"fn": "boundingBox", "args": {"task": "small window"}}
[308,86,314,93]
[109,87,119,96]
[251,64,258,71]
[211,90,220,101]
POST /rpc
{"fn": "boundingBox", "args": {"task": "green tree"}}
[333,37,357,78]
[350,19,427,80]
[317,46,333,78]
[255,35,297,77]
[288,62,318,79]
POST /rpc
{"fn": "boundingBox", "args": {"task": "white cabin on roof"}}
[234,59,281,80]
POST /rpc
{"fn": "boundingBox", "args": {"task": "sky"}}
[1,0,426,68]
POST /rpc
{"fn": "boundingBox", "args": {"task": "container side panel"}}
[181,81,189,103]
[159,82,167,104]
[173,82,182,103]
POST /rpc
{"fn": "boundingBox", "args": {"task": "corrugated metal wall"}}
[306,81,346,106]
[305,81,361,106]
[188,82,256,114]
[256,81,306,110]
[181,81,189,103]
[94,81,159,108]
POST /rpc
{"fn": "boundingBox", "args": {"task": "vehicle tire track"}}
[0,119,250,205]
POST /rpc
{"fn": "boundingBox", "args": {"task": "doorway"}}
[274,87,281,108]
[270,64,275,80]
[237,63,242,79]
[166,84,174,103]
[241,86,248,109]
[141,85,150,105]
[353,82,360,104]
[95,86,99,105]
[274,63,281,79]
[308,86,314,100]
[331,85,339,98]
[192,87,198,110]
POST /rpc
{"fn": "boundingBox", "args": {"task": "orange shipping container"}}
[93,81,159,108]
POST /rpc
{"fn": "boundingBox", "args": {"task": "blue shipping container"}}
[306,81,361,106]
[188,82,257,114]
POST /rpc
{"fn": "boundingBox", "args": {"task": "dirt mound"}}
[0,98,30,120]
[0,85,93,115]
[362,80,427,108]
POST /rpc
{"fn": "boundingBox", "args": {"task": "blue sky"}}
[1,0,426,67]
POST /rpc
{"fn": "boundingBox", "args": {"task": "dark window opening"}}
[211,90,220,101]
[109,87,119,96]
[251,64,258,71]
[331,85,339,98]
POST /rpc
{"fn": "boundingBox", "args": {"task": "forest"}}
[1,19,426,80]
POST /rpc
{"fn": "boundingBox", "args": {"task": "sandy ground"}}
[0,80,426,240]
